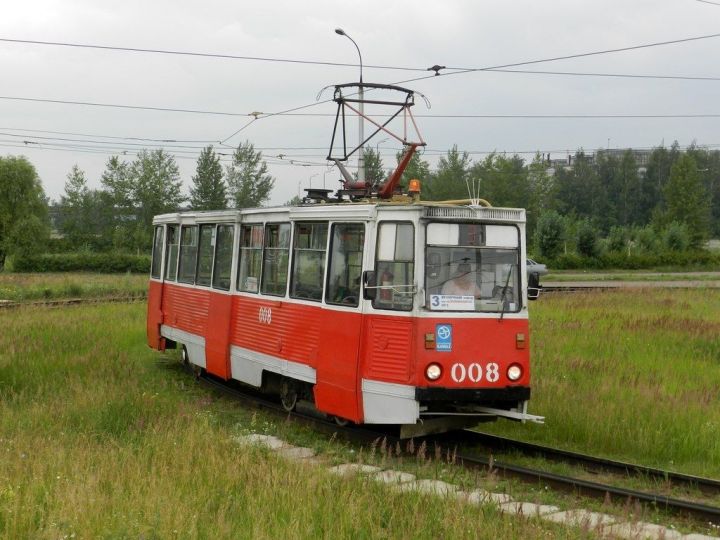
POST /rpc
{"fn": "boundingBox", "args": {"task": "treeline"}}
[0,142,273,270]
[54,142,274,254]
[381,142,719,262]
[1,139,718,272]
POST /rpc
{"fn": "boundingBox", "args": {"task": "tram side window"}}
[177,225,199,284]
[164,225,179,281]
[212,225,234,291]
[290,222,328,301]
[373,222,414,311]
[261,223,291,296]
[195,224,216,287]
[237,224,263,293]
[326,223,364,307]
[151,226,164,279]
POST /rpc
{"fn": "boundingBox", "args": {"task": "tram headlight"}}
[425,363,442,381]
[507,364,523,381]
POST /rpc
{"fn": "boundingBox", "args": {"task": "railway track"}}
[193,369,720,525]
[0,294,147,309]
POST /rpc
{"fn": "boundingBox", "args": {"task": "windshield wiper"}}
[498,268,513,322]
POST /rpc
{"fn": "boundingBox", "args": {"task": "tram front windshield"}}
[425,222,521,313]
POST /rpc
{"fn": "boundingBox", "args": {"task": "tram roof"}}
[152,201,526,225]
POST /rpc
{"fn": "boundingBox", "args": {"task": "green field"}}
[486,288,720,478]
[2,285,719,538]
[546,271,720,283]
[0,304,575,539]
[0,272,147,302]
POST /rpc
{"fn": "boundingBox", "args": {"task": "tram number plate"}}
[450,362,500,383]
[258,306,273,324]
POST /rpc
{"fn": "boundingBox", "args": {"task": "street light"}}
[309,173,319,189]
[335,27,365,182]
[375,137,389,155]
[334,28,363,83]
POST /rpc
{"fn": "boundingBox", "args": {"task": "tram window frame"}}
[373,221,415,311]
[260,222,291,297]
[325,223,365,307]
[150,225,164,279]
[177,225,199,284]
[164,224,180,281]
[290,221,329,302]
[237,224,264,293]
[424,222,522,313]
[212,224,234,291]
[195,224,216,287]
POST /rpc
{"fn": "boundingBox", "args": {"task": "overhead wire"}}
[4,31,720,171]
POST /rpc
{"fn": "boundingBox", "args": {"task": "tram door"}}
[147,225,167,349]
[203,224,235,379]
[315,222,367,422]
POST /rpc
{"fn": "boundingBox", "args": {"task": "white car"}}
[526,258,548,277]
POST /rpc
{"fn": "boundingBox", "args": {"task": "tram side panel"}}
[229,296,320,387]
[159,283,212,369]
[147,279,164,349]
[314,307,364,423]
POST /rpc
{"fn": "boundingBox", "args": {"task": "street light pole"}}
[335,28,365,182]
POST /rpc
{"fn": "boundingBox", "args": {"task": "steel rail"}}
[449,449,720,524]
[192,370,720,524]
[0,294,147,310]
[451,430,720,496]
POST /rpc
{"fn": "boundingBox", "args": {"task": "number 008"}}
[450,362,500,383]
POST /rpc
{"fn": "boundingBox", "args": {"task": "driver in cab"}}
[441,262,482,297]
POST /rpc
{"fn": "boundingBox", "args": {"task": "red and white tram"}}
[146,194,543,436]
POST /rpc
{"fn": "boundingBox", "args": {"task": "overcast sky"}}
[2,0,720,205]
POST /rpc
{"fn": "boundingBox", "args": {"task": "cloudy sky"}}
[1,0,719,205]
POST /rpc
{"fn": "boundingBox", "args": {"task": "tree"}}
[641,143,681,224]
[535,210,565,259]
[470,153,529,208]
[576,220,599,258]
[0,156,49,268]
[101,150,185,251]
[662,154,710,248]
[357,148,386,186]
[424,146,472,201]
[526,153,558,239]
[190,145,227,210]
[226,141,275,208]
[555,151,605,224]
[396,149,430,188]
[60,165,91,247]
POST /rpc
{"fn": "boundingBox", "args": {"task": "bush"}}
[548,250,719,270]
[664,222,690,252]
[12,253,150,273]
[536,211,565,259]
[634,225,658,253]
[607,226,628,253]
[576,220,599,258]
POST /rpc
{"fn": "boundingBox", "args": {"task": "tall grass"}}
[0,305,572,539]
[0,272,147,302]
[486,288,720,477]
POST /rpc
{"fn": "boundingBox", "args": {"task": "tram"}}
[146,81,543,436]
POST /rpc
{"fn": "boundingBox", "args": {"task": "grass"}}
[3,285,720,537]
[484,288,720,478]
[0,304,576,539]
[546,271,720,282]
[0,272,147,302]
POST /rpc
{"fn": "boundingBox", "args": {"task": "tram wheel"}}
[181,345,189,365]
[333,416,349,427]
[280,380,298,412]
